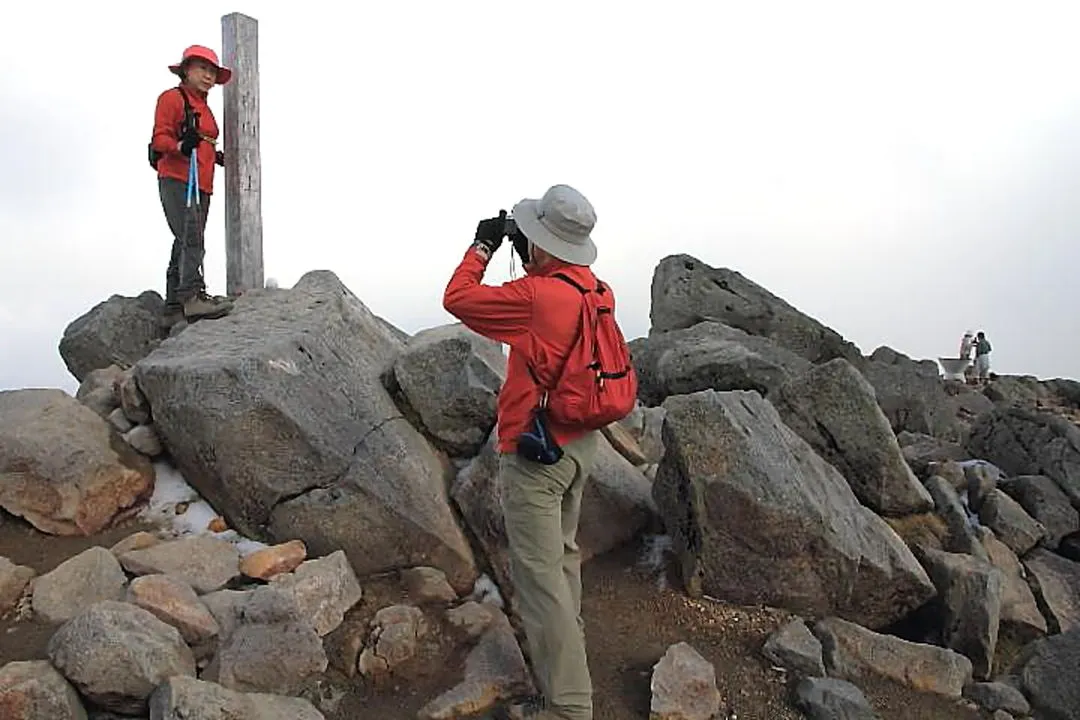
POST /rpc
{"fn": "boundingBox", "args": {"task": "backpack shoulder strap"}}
[176,86,194,113]
[175,86,198,132]
[552,272,602,295]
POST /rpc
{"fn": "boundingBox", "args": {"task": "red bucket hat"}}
[169,45,233,85]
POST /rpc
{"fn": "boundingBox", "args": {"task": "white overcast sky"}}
[2,1,1078,394]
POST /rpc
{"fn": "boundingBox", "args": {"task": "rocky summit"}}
[0,252,1078,719]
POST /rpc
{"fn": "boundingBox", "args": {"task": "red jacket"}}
[444,247,597,454]
[151,85,219,195]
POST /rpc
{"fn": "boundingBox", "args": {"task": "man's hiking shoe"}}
[183,292,233,321]
[487,695,556,719]
[160,306,186,330]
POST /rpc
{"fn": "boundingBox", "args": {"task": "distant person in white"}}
[974,331,992,385]
[960,330,975,362]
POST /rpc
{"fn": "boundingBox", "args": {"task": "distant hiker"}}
[974,331,993,384]
[443,185,637,720]
[960,330,975,362]
[149,45,234,327]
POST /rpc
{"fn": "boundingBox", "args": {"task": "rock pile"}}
[0,251,1077,718]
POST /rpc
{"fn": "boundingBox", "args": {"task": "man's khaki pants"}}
[500,432,601,720]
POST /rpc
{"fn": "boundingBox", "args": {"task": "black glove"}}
[473,210,508,256]
[179,125,201,157]
[215,150,225,167]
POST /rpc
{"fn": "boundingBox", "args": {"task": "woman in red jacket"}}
[150,45,233,327]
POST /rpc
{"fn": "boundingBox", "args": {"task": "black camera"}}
[499,214,530,265]
[503,216,517,237]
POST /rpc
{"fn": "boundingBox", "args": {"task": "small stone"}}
[446,601,498,639]
[126,574,220,648]
[601,421,649,466]
[794,677,878,720]
[762,619,825,678]
[123,424,163,457]
[32,546,127,623]
[119,535,240,594]
[963,681,1030,715]
[118,369,151,425]
[109,531,161,556]
[358,604,427,677]
[208,517,228,533]
[241,540,307,580]
[0,557,35,618]
[402,566,458,604]
[107,407,134,433]
[46,600,195,715]
[0,660,88,719]
[650,642,722,720]
[267,550,362,636]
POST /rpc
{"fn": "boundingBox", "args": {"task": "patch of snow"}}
[139,462,268,557]
[469,573,504,608]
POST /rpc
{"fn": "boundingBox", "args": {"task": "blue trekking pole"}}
[186,151,194,207]
[186,148,200,208]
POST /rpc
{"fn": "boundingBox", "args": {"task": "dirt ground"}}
[0,512,983,720]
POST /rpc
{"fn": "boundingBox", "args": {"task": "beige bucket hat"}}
[512,184,598,266]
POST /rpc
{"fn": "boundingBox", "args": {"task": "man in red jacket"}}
[444,185,604,720]
[150,45,233,327]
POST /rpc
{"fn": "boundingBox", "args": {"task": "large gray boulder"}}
[59,291,165,382]
[1000,475,1080,548]
[814,617,972,698]
[916,547,1003,680]
[860,348,965,441]
[967,407,1080,509]
[0,389,154,536]
[629,321,812,406]
[648,254,863,365]
[652,390,935,629]
[390,323,505,457]
[134,272,478,589]
[1016,627,1080,720]
[771,358,933,516]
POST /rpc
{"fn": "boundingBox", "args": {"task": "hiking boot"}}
[182,292,233,321]
[160,306,186,330]
[491,695,558,720]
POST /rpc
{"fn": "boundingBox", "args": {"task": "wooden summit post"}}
[221,12,264,296]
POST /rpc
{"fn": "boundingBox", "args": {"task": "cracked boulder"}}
[358,604,428,678]
[134,271,477,590]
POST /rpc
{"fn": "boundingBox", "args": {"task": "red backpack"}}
[533,273,638,430]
